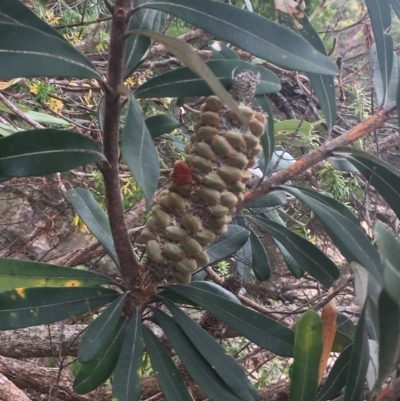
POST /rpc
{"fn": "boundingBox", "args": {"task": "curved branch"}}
[239,103,397,209]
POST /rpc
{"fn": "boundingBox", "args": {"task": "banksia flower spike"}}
[141,71,266,284]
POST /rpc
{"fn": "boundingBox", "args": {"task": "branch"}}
[239,103,397,209]
[101,0,142,286]
[0,373,31,401]
[0,355,111,401]
[0,325,85,358]
[0,92,44,129]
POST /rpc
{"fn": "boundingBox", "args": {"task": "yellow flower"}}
[45,10,61,26]
[28,81,40,95]
[45,98,63,113]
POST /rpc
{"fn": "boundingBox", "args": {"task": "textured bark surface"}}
[0,324,85,358]
[0,372,31,401]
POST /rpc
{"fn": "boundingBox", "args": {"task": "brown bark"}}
[0,372,31,401]
[0,325,85,358]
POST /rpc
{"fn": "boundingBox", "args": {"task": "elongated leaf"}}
[236,238,252,284]
[343,306,369,401]
[334,148,400,221]
[145,114,182,139]
[316,344,353,401]
[280,185,381,279]
[162,298,259,401]
[376,290,400,389]
[0,129,105,178]
[247,191,287,209]
[121,91,159,210]
[113,308,143,401]
[266,147,295,174]
[135,60,281,99]
[67,188,120,268]
[375,222,400,305]
[143,326,191,401]
[74,317,126,394]
[0,23,100,80]
[160,281,241,306]
[0,0,65,40]
[254,95,275,171]
[0,258,114,290]
[277,6,336,130]
[165,284,294,357]
[370,44,399,106]
[249,228,271,281]
[78,292,129,363]
[390,0,400,19]
[125,6,166,77]
[288,185,358,225]
[274,238,305,278]
[209,41,240,60]
[153,308,241,401]
[0,287,119,330]
[139,0,338,75]
[206,225,250,265]
[365,0,393,106]
[248,216,339,287]
[289,310,322,401]
[133,30,245,123]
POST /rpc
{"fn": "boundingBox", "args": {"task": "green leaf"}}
[74,317,126,394]
[370,44,399,107]
[334,148,400,221]
[0,0,66,40]
[0,286,119,330]
[125,7,166,77]
[24,111,69,126]
[336,313,356,342]
[288,185,358,226]
[121,91,159,210]
[209,41,240,60]
[139,0,338,75]
[390,0,400,19]
[277,7,336,130]
[275,239,305,278]
[280,185,381,279]
[343,306,369,401]
[67,188,120,269]
[132,30,246,124]
[78,292,129,363]
[374,222,400,306]
[289,310,322,401]
[0,129,105,178]
[135,60,281,99]
[0,258,114,290]
[0,102,69,125]
[254,95,275,171]
[145,114,182,139]
[365,0,393,106]
[329,156,359,173]
[160,281,241,306]
[249,228,271,281]
[274,119,313,140]
[265,148,295,174]
[236,238,252,284]
[153,308,241,401]
[316,344,353,401]
[113,308,144,401]
[165,284,294,357]
[375,290,400,390]
[206,225,250,265]
[162,298,259,401]
[0,23,101,80]
[247,191,287,208]
[143,326,192,401]
[248,216,339,288]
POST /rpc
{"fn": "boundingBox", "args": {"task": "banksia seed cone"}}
[141,71,266,284]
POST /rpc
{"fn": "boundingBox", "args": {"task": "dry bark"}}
[0,325,85,358]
